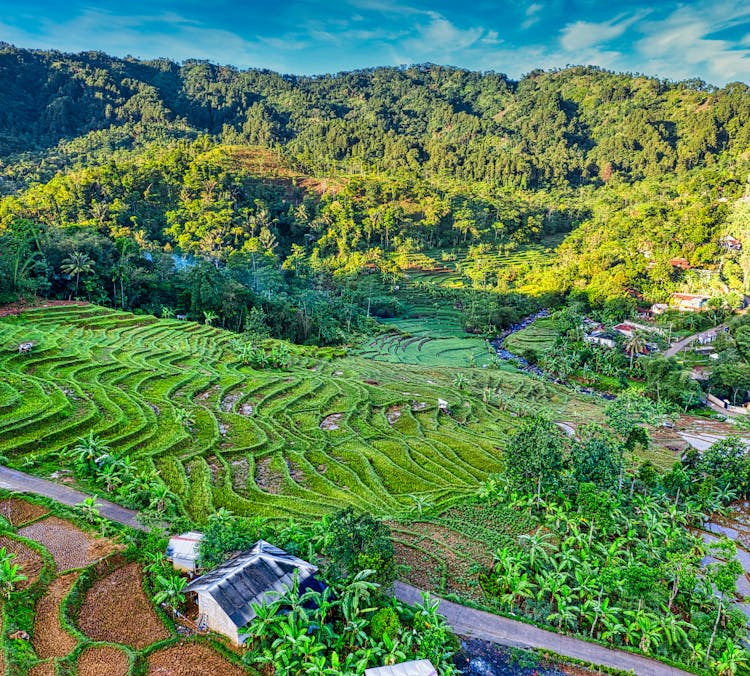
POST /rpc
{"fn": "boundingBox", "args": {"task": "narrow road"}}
[0,465,146,530]
[394,582,694,676]
[664,324,726,358]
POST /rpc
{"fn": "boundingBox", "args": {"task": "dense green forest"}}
[1,44,750,337]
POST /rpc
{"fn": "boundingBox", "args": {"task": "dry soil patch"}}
[77,645,130,676]
[147,642,246,675]
[0,498,48,526]
[33,572,79,659]
[0,535,44,588]
[18,517,116,572]
[320,412,344,430]
[78,562,169,648]
[27,662,56,676]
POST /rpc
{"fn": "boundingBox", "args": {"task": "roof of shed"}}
[365,660,437,676]
[166,531,204,561]
[185,540,319,629]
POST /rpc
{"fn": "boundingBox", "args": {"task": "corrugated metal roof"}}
[186,540,320,629]
[364,660,437,676]
[166,531,204,561]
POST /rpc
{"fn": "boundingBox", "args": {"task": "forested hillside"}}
[1,44,750,333]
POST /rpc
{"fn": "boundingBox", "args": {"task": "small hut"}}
[166,531,204,572]
[365,660,437,676]
[185,540,323,644]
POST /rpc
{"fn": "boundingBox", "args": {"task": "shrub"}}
[369,606,400,641]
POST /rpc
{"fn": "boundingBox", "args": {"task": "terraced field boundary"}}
[0,304,601,524]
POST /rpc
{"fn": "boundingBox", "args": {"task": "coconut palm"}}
[624,331,648,369]
[60,250,94,298]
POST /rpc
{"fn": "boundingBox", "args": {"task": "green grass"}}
[503,317,559,357]
[0,304,602,524]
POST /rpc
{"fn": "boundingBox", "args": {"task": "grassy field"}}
[503,317,559,357]
[0,304,601,525]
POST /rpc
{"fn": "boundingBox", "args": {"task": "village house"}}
[584,331,616,349]
[166,531,204,573]
[669,257,691,270]
[671,293,709,312]
[185,540,323,645]
[613,322,636,338]
[720,235,742,251]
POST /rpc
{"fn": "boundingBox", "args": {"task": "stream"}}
[489,310,615,400]
[455,637,590,675]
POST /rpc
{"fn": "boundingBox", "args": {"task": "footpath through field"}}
[394,582,695,676]
[0,465,145,530]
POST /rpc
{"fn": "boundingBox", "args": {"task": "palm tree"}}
[203,310,218,326]
[0,548,26,598]
[60,251,94,298]
[713,639,750,676]
[452,373,467,390]
[161,306,175,319]
[77,496,101,523]
[153,573,188,614]
[624,331,648,369]
[70,431,110,475]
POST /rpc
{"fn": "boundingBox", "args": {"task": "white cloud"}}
[522,3,544,30]
[635,2,750,82]
[560,10,650,52]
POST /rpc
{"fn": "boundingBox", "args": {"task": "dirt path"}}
[394,582,694,676]
[0,466,145,531]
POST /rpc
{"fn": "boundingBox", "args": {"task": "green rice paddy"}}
[0,304,598,525]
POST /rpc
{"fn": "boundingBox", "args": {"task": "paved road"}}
[394,582,694,676]
[664,324,726,358]
[0,465,146,530]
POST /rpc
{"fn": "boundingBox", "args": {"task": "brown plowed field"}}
[78,562,169,648]
[147,642,246,675]
[19,517,117,572]
[33,572,79,658]
[77,645,130,676]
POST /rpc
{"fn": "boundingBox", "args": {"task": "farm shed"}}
[185,540,323,644]
[365,660,437,676]
[166,531,204,572]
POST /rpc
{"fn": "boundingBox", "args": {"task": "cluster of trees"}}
[491,404,750,671]
[708,314,750,405]
[66,432,177,519]
[1,46,749,312]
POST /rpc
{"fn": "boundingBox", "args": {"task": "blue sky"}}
[1,0,749,84]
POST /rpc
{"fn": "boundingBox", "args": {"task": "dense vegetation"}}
[3,44,750,674]
[1,45,750,336]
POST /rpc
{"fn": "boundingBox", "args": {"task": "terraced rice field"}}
[0,304,597,523]
[404,241,560,289]
[503,317,559,357]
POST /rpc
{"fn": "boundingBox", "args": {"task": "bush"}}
[369,606,400,641]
